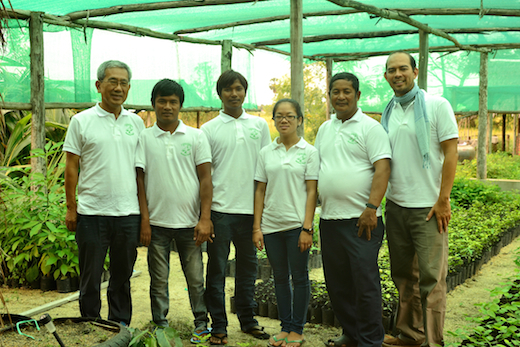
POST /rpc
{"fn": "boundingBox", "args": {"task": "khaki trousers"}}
[386,200,448,347]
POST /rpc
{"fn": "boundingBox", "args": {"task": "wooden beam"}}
[314,43,520,61]
[221,39,232,73]
[63,0,268,21]
[176,9,520,35]
[253,28,520,46]
[489,112,493,154]
[326,0,490,53]
[29,12,46,181]
[0,102,259,113]
[418,29,429,90]
[291,0,304,137]
[477,52,488,179]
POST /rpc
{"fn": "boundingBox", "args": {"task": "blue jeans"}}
[75,214,140,325]
[148,226,208,330]
[264,228,310,335]
[204,211,259,335]
[320,218,385,347]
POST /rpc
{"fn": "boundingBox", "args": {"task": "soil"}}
[0,236,519,347]
[0,319,118,347]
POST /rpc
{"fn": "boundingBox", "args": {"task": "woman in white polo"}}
[252,99,319,347]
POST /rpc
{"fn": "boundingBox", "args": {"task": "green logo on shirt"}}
[249,128,260,140]
[348,133,359,145]
[181,143,192,156]
[125,124,134,136]
[295,153,306,165]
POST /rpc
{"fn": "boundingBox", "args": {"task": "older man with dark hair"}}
[64,60,144,325]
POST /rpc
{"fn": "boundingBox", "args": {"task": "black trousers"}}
[320,217,385,347]
[75,214,140,325]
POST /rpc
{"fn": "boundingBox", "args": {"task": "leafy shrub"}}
[0,142,78,285]
[450,178,504,209]
[456,152,520,180]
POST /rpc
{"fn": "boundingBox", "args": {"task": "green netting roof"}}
[2,0,520,112]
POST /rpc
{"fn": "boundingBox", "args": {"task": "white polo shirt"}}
[315,109,391,220]
[255,137,319,234]
[63,103,145,216]
[135,121,211,229]
[386,91,459,208]
[201,110,270,215]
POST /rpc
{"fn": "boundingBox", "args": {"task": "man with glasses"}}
[64,60,144,326]
[316,72,391,347]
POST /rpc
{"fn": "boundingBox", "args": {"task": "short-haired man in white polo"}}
[382,52,458,347]
[317,72,391,347]
[64,60,145,325]
[201,70,271,345]
[136,79,213,343]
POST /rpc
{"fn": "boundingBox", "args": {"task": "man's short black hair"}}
[151,79,185,107]
[216,70,248,97]
[329,72,360,94]
[272,98,303,119]
[386,51,417,71]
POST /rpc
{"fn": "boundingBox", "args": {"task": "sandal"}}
[191,329,211,344]
[209,333,228,345]
[268,333,289,347]
[286,339,305,347]
[243,325,270,340]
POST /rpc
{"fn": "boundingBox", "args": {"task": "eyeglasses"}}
[103,78,129,88]
[273,115,297,121]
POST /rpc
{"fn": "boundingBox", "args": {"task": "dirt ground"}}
[1,236,520,346]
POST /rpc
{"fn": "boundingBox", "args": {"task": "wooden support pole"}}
[325,58,333,120]
[291,0,304,137]
[514,114,518,156]
[502,114,506,152]
[29,12,46,181]
[418,29,429,91]
[477,52,488,179]
[197,111,200,129]
[221,39,232,73]
[488,113,493,154]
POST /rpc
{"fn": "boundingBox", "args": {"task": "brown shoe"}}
[382,335,421,347]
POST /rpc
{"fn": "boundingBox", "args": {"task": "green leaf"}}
[30,223,43,237]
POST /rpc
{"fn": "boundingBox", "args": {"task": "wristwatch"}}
[302,227,314,235]
[366,203,378,210]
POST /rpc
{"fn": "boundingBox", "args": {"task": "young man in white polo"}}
[136,79,213,343]
[201,70,271,345]
[64,60,144,325]
[316,72,391,347]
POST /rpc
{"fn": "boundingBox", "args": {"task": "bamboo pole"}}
[290,0,304,137]
[64,0,268,21]
[326,0,491,53]
[488,113,493,154]
[502,114,506,152]
[29,12,46,181]
[325,58,333,120]
[418,29,429,91]
[221,40,232,73]
[477,52,488,179]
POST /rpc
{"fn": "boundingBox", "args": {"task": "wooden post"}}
[477,52,488,180]
[29,12,46,182]
[418,29,429,91]
[221,39,232,73]
[290,0,304,136]
[197,111,200,128]
[325,58,333,120]
[502,114,506,152]
[488,113,493,154]
[514,114,518,156]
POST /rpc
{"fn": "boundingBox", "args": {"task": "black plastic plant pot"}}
[56,277,72,293]
[40,274,56,292]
